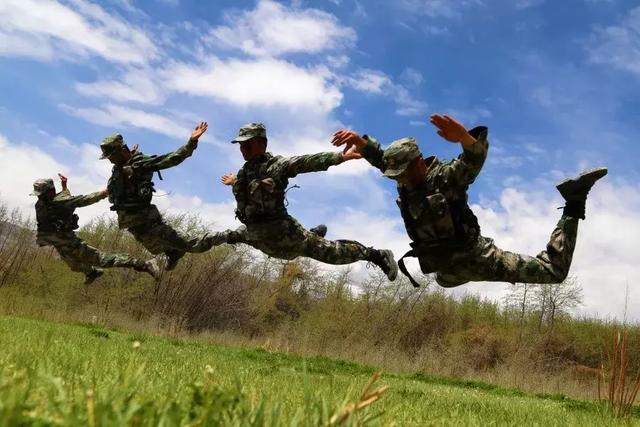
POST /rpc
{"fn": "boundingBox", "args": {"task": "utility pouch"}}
[425,193,455,240]
[248,178,276,215]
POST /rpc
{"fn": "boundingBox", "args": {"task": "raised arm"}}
[55,190,108,209]
[275,151,345,178]
[133,122,208,171]
[430,114,488,186]
[52,173,108,208]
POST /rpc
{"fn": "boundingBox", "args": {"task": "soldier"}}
[100,122,222,270]
[219,123,398,280]
[32,174,160,284]
[331,114,607,288]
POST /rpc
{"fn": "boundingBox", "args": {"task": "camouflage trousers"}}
[213,216,374,265]
[427,216,579,287]
[37,232,146,275]
[127,218,216,259]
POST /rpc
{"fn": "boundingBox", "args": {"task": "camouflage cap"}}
[231,123,267,143]
[382,137,421,178]
[30,178,54,196]
[99,133,125,159]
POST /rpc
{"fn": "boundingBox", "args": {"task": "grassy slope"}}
[0,316,635,426]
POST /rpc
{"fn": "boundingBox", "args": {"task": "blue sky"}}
[1,0,639,319]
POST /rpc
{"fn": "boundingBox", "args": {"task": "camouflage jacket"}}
[107,138,198,228]
[361,126,489,250]
[232,151,343,224]
[35,188,104,244]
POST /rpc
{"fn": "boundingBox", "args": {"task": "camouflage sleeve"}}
[275,152,344,177]
[360,135,386,173]
[440,126,489,186]
[133,138,198,171]
[56,191,106,208]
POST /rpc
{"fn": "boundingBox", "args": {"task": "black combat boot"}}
[368,249,399,281]
[84,268,104,285]
[165,250,185,271]
[556,167,608,219]
[309,224,327,238]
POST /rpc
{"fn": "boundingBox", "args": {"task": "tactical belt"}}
[398,238,473,288]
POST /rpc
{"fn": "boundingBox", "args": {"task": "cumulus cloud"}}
[161,57,343,113]
[0,0,157,64]
[0,133,111,221]
[470,181,640,320]
[205,0,356,57]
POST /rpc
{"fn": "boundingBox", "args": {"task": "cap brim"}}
[231,135,256,143]
[383,164,411,178]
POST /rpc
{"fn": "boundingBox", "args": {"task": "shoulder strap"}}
[398,249,422,288]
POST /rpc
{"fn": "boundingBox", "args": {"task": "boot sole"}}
[382,250,398,281]
[556,167,608,196]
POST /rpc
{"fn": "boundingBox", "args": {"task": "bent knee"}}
[435,272,468,288]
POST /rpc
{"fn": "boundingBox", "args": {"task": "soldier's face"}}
[239,138,267,161]
[394,157,426,188]
[107,147,131,165]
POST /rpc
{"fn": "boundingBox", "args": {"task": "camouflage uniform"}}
[361,127,580,287]
[101,134,223,262]
[223,123,393,272]
[32,179,148,277]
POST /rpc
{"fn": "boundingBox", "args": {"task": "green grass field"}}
[0,316,636,426]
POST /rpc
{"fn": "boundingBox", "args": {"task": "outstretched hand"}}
[342,143,362,161]
[58,173,68,190]
[331,130,366,151]
[191,122,208,141]
[332,130,366,161]
[430,114,475,146]
[221,173,237,186]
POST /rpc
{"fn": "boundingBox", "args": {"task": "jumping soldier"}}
[31,174,161,284]
[219,123,398,280]
[100,122,224,270]
[331,114,607,288]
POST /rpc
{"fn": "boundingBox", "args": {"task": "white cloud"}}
[345,69,392,94]
[394,85,428,116]
[75,68,165,105]
[205,0,356,57]
[470,181,640,321]
[0,0,157,64]
[399,67,424,86]
[586,6,640,75]
[0,133,111,222]
[344,69,428,116]
[154,193,240,231]
[161,57,343,113]
[444,106,492,125]
[60,103,193,140]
